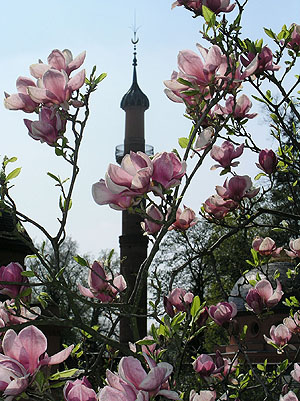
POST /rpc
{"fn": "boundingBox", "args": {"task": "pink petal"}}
[78,284,96,298]
[67,51,86,74]
[18,326,47,374]
[47,49,67,71]
[118,357,147,388]
[16,77,36,94]
[42,69,68,103]
[68,69,86,91]
[29,63,51,79]
[41,344,73,366]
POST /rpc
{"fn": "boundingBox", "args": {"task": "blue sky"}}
[1,0,300,258]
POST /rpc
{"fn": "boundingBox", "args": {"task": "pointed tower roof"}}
[120,34,149,111]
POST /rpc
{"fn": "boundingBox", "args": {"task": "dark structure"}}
[116,33,153,343]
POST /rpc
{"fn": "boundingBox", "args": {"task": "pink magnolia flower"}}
[194,127,214,151]
[0,326,73,388]
[212,350,238,381]
[141,205,164,235]
[196,306,209,328]
[92,179,135,211]
[256,149,277,174]
[24,106,65,145]
[285,238,300,259]
[208,301,237,326]
[190,389,216,401]
[99,368,148,401]
[246,279,283,313]
[210,140,244,170]
[291,363,300,383]
[284,311,300,334]
[117,356,178,399]
[216,175,259,202]
[203,195,237,219]
[264,324,292,347]
[252,237,282,257]
[280,391,299,401]
[78,261,126,302]
[164,44,228,104]
[0,300,40,327]
[152,152,186,189]
[0,355,29,399]
[105,151,153,197]
[215,95,257,119]
[4,77,39,113]
[287,24,300,51]
[164,287,194,317]
[0,262,29,299]
[171,0,235,15]
[169,206,197,231]
[27,68,85,108]
[64,377,97,401]
[193,354,216,376]
[30,49,86,79]
[241,46,280,75]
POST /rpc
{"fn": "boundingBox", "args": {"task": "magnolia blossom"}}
[214,95,257,120]
[27,68,85,109]
[164,44,228,104]
[4,77,39,112]
[0,326,73,399]
[252,237,282,257]
[209,301,237,326]
[141,205,164,235]
[212,350,238,381]
[285,238,300,258]
[203,195,237,219]
[246,279,283,314]
[210,140,244,170]
[0,300,40,327]
[99,356,179,401]
[291,363,300,383]
[152,152,186,189]
[0,262,29,299]
[284,311,300,334]
[63,377,97,401]
[190,389,216,401]
[287,24,300,50]
[171,0,235,15]
[256,149,277,174]
[24,107,65,145]
[164,287,194,317]
[241,46,280,75]
[216,175,259,202]
[194,127,214,152]
[193,354,216,376]
[168,206,197,231]
[92,179,135,210]
[78,261,126,302]
[280,391,299,401]
[30,49,86,79]
[264,324,292,348]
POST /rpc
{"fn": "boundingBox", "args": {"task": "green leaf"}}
[177,77,194,87]
[264,28,277,40]
[178,137,189,149]
[3,157,17,167]
[191,295,201,317]
[171,312,186,327]
[49,369,79,381]
[55,148,63,156]
[47,172,61,183]
[18,287,32,298]
[136,339,157,346]
[202,5,216,27]
[254,172,266,181]
[95,72,107,84]
[5,167,21,182]
[21,270,35,277]
[73,255,89,267]
[251,95,267,104]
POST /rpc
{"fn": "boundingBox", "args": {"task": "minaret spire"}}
[118,19,152,344]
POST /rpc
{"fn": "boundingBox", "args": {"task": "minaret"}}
[116,30,152,343]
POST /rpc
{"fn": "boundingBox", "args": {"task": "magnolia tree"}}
[1,0,300,400]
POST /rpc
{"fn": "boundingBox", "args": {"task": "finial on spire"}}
[130,10,140,67]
